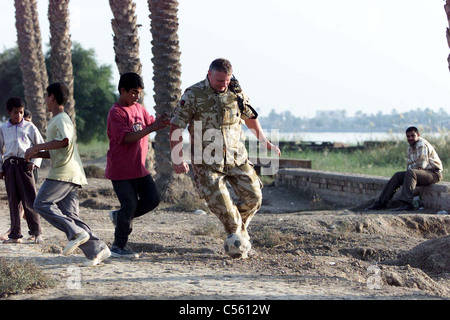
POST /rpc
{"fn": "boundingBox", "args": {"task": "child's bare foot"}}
[3,238,23,244]
[34,235,44,244]
[0,229,11,240]
[29,235,44,243]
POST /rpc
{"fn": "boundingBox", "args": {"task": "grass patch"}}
[163,177,209,212]
[0,258,55,298]
[78,140,109,159]
[281,144,404,177]
[76,130,450,180]
[84,165,105,178]
[192,223,225,239]
[280,133,450,180]
[252,226,300,248]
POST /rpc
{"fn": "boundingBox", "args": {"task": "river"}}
[244,131,404,145]
[156,130,436,146]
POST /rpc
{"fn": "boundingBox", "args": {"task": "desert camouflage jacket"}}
[171,77,257,169]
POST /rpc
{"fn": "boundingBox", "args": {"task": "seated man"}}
[365,126,443,211]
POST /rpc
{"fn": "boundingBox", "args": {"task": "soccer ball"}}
[223,233,251,259]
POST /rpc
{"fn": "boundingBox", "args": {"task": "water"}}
[273,132,403,145]
[245,131,404,145]
[152,130,403,145]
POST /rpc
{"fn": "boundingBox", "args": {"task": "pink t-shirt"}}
[105,102,155,180]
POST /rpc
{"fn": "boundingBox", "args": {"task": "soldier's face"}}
[208,70,232,93]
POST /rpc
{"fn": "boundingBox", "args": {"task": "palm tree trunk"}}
[14,0,47,137]
[110,0,155,175]
[445,1,450,71]
[148,0,182,197]
[110,0,142,75]
[30,0,49,96]
[48,0,76,127]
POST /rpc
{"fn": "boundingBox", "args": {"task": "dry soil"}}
[1,157,449,302]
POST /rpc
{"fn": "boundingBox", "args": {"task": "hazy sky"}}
[1,0,449,118]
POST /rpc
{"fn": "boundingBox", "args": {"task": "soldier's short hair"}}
[209,58,233,75]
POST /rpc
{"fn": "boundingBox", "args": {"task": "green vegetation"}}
[0,258,55,298]
[78,139,109,159]
[70,43,117,143]
[77,129,449,181]
[0,43,117,143]
[282,144,404,177]
[281,133,449,180]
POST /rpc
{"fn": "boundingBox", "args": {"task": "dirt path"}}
[1,160,449,301]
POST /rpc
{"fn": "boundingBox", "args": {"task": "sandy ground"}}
[1,157,450,303]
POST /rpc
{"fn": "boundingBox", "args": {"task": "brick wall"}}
[275,168,450,210]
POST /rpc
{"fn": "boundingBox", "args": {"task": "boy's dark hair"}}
[406,126,419,134]
[47,82,69,106]
[24,109,31,118]
[6,97,24,112]
[118,72,144,93]
[209,58,233,75]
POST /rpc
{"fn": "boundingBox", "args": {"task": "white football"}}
[223,233,251,259]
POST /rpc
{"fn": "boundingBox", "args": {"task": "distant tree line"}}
[258,108,450,133]
[3,43,448,141]
[0,43,116,142]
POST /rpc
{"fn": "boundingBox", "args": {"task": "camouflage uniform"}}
[171,77,262,239]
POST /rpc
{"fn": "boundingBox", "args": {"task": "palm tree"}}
[109,0,155,175]
[48,0,76,126]
[14,0,47,137]
[30,0,48,96]
[110,0,142,75]
[148,0,182,196]
[445,1,450,71]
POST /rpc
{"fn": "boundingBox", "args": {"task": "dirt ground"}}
[1,157,450,302]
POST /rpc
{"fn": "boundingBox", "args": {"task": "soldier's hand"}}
[265,141,281,157]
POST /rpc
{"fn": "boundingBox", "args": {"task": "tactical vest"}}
[184,79,249,168]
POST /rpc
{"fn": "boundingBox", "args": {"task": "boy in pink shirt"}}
[106,72,169,259]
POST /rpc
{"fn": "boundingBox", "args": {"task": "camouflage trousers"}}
[192,162,263,240]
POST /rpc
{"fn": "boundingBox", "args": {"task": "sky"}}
[0,0,449,119]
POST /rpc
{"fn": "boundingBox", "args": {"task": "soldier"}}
[170,58,280,257]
